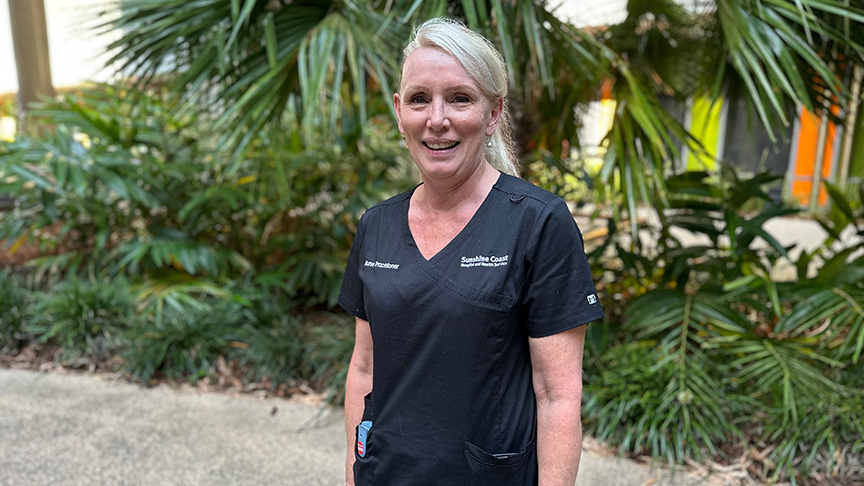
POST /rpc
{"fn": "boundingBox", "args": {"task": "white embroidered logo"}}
[587,294,598,305]
[460,254,509,268]
[364,260,400,270]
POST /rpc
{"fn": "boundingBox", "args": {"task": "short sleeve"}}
[521,198,603,338]
[338,213,368,321]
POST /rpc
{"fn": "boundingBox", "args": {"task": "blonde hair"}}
[400,18,519,177]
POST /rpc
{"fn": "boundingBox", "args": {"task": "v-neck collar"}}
[402,172,502,265]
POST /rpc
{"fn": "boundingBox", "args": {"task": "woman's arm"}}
[344,317,374,486]
[529,324,587,486]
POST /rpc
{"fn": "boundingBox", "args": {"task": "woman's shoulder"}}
[494,172,566,209]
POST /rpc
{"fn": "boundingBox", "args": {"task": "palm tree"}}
[98,1,609,159]
[99,0,863,219]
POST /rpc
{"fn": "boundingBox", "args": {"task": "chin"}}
[417,162,468,180]
[416,156,485,181]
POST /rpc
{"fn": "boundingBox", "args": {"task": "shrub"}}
[583,339,744,465]
[0,269,30,353]
[122,299,245,384]
[232,289,306,387]
[585,171,864,483]
[301,313,355,404]
[27,276,136,362]
[230,287,355,402]
[0,84,412,306]
[0,85,251,280]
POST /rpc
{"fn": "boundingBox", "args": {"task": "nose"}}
[427,98,449,131]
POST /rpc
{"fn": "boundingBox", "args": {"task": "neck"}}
[416,162,499,213]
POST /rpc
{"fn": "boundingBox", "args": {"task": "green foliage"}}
[98,0,606,159]
[27,276,137,362]
[5,269,355,401]
[99,0,405,155]
[233,110,412,307]
[0,269,30,353]
[231,286,354,402]
[0,84,410,305]
[0,85,248,280]
[122,299,243,384]
[229,287,306,387]
[586,170,864,483]
[757,393,864,483]
[135,275,233,322]
[238,312,305,388]
[301,313,355,404]
[523,150,596,206]
[818,181,864,249]
[714,0,864,140]
[118,282,355,400]
[583,339,742,464]
[92,0,864,236]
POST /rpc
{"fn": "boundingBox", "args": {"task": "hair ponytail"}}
[485,108,518,176]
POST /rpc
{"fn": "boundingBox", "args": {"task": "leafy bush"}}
[120,281,356,397]
[122,299,245,384]
[0,84,412,306]
[230,287,354,402]
[231,289,306,387]
[583,340,744,464]
[0,269,30,353]
[300,313,355,404]
[584,171,864,483]
[756,393,864,483]
[0,85,250,280]
[27,276,136,362]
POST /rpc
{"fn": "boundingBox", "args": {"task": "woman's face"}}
[394,47,502,182]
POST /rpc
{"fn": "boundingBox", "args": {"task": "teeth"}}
[427,142,457,150]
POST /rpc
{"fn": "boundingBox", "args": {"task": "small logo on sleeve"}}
[587,294,598,305]
[364,260,400,270]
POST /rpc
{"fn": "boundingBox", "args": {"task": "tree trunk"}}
[8,0,54,132]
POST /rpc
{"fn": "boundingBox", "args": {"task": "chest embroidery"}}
[364,260,401,270]
[459,254,509,268]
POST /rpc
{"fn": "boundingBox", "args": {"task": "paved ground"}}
[0,369,715,486]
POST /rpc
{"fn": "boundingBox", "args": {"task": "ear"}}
[485,97,503,137]
[393,92,404,134]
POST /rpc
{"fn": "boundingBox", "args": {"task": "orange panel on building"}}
[789,106,838,207]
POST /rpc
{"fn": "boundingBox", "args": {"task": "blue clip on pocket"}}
[357,421,372,458]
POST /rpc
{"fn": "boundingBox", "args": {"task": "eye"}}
[453,95,471,103]
[408,94,428,104]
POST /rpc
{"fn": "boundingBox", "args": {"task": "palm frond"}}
[715,0,864,140]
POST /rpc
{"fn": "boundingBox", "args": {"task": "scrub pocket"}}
[463,435,537,486]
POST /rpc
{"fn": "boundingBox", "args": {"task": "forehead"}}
[400,47,477,90]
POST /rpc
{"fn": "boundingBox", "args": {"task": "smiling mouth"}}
[423,142,459,151]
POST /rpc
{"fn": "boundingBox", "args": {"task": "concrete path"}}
[0,369,713,486]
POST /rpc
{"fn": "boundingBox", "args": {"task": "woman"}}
[339,18,603,485]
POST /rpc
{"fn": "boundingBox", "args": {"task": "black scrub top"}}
[339,172,603,485]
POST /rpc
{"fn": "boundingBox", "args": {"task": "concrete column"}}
[8,0,54,130]
[837,64,863,189]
